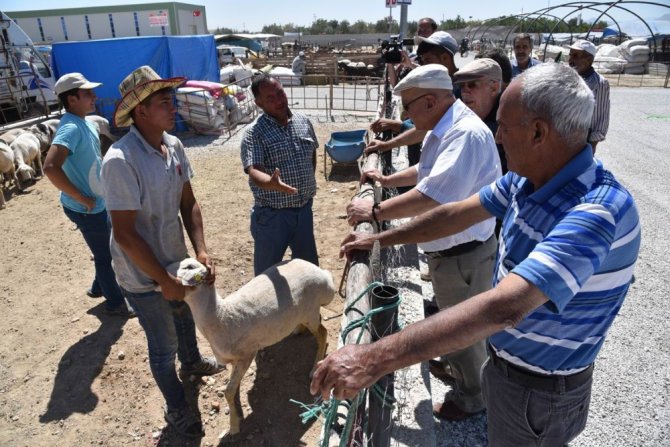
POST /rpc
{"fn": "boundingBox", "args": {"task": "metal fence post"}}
[367,284,400,447]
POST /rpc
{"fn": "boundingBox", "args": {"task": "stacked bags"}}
[176,81,255,134]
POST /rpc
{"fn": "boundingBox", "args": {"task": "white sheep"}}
[10,132,43,189]
[85,115,116,156]
[28,122,56,158]
[0,127,27,146]
[0,141,20,209]
[170,258,335,437]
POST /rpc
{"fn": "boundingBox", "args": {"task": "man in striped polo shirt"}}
[312,62,640,446]
[569,39,610,154]
[241,76,319,276]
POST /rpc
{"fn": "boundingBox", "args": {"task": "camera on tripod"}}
[380,35,415,64]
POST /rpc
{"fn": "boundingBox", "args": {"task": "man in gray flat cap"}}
[454,58,507,174]
[346,64,501,421]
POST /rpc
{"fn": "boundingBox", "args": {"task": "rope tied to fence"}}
[290,280,402,446]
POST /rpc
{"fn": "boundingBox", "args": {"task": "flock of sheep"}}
[0,115,114,209]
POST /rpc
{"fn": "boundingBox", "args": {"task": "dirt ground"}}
[0,123,366,446]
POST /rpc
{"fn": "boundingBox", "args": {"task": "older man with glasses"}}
[454,58,508,174]
[346,64,501,421]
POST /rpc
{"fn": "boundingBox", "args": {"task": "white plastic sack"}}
[629,45,650,57]
[177,101,219,118]
[268,66,301,86]
[176,88,215,107]
[594,57,626,74]
[619,39,648,53]
[597,44,622,59]
[624,64,646,75]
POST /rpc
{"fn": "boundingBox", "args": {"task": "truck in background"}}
[0,11,58,126]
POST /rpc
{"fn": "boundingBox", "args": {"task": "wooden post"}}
[325,152,380,447]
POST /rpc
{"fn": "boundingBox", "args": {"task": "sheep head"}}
[16,164,35,181]
[29,124,52,153]
[177,258,209,286]
[165,258,209,286]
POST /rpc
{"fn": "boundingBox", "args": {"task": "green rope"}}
[370,383,397,409]
[290,281,402,447]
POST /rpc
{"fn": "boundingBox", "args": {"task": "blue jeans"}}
[123,289,202,410]
[63,207,124,309]
[250,199,319,275]
[482,357,592,446]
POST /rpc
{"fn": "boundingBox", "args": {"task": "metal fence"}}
[275,75,384,117]
[600,62,670,88]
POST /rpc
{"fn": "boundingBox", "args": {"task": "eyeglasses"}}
[402,93,431,111]
[458,80,482,90]
[457,79,497,90]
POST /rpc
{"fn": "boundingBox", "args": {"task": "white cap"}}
[54,72,102,95]
[414,31,459,56]
[569,39,597,57]
[393,64,453,94]
[298,51,305,57]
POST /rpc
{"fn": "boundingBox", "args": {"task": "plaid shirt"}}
[241,112,318,208]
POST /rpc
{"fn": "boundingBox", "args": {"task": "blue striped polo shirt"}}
[479,146,641,375]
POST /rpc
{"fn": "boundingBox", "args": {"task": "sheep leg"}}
[34,155,44,178]
[308,322,329,371]
[224,354,255,436]
[12,172,21,193]
[0,187,5,209]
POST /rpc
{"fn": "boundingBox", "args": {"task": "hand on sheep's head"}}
[195,252,216,285]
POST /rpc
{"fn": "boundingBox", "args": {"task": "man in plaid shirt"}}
[241,76,319,275]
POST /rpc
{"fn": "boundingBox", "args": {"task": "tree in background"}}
[224,13,610,36]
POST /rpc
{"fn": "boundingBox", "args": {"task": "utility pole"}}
[399,3,408,38]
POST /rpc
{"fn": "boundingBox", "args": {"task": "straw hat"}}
[113,65,186,127]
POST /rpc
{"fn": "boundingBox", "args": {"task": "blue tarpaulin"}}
[51,35,218,124]
[602,20,670,38]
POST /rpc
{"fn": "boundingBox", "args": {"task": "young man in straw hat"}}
[44,72,134,317]
[101,65,221,438]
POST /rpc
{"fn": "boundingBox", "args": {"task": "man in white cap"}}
[292,50,307,77]
[569,39,610,153]
[346,64,501,421]
[365,30,463,159]
[101,65,222,439]
[44,73,134,317]
[414,31,460,84]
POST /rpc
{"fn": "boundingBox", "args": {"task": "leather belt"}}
[424,236,491,258]
[487,344,593,393]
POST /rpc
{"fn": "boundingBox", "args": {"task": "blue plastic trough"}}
[325,129,367,163]
[324,129,367,179]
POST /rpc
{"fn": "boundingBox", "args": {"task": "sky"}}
[2,0,668,32]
